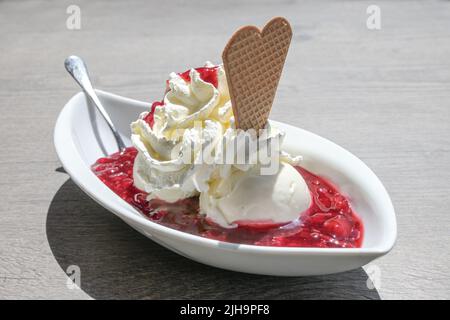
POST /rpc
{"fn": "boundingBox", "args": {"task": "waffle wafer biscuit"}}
[222,17,292,133]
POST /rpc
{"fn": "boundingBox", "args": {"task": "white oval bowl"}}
[54,90,397,276]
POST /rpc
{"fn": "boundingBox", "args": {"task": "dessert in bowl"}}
[91,63,363,248]
[54,18,396,275]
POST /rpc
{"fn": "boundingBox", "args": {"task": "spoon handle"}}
[64,55,126,152]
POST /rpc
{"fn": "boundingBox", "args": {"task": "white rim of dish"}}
[54,90,397,256]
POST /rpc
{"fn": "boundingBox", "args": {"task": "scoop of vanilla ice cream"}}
[199,163,311,227]
[131,62,312,228]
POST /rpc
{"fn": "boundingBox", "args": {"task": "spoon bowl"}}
[54,90,397,276]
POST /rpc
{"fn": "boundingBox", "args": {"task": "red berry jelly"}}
[92,147,364,248]
[179,66,219,88]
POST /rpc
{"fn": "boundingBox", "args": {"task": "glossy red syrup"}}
[143,101,163,128]
[179,66,219,88]
[92,148,364,248]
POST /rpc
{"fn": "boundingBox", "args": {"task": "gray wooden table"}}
[1,0,449,300]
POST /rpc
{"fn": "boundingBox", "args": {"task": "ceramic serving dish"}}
[54,90,397,276]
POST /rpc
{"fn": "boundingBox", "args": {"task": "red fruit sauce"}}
[179,66,219,88]
[142,101,163,128]
[92,147,364,248]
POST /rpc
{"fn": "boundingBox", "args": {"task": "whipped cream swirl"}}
[131,62,309,227]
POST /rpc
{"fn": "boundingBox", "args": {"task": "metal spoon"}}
[64,55,126,152]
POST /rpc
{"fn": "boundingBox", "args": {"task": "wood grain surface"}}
[0,0,449,299]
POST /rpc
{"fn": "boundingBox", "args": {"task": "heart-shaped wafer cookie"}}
[222,17,292,133]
